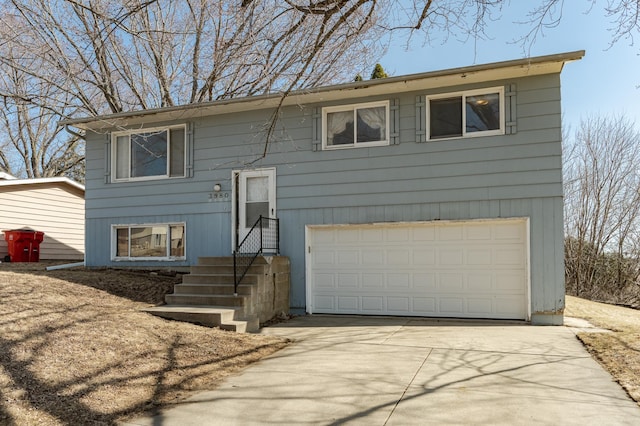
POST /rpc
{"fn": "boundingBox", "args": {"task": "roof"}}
[0,177,85,194]
[61,50,585,132]
[0,172,17,180]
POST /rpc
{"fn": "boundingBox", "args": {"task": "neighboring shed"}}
[0,177,85,261]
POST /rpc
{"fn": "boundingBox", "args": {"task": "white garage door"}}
[307,219,529,320]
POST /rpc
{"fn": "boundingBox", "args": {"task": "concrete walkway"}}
[123,316,640,425]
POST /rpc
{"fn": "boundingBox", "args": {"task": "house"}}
[0,175,85,261]
[61,50,584,325]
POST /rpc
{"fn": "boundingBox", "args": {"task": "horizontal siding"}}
[85,212,230,267]
[0,185,85,260]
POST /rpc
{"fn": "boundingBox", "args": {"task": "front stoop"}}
[143,305,259,333]
[144,256,290,333]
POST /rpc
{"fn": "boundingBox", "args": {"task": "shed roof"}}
[61,50,585,132]
[0,172,17,180]
[0,177,85,195]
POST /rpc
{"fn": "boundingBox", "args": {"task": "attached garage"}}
[306,218,530,320]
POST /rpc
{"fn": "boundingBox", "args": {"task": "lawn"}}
[0,262,288,425]
[2,263,638,425]
[565,295,640,405]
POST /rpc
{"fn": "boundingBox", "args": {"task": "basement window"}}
[112,223,185,260]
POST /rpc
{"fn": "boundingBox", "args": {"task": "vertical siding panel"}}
[529,199,544,315]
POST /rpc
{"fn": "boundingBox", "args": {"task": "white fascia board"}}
[0,177,85,193]
[61,50,585,132]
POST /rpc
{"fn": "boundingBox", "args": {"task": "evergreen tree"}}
[371,63,388,79]
[354,74,363,82]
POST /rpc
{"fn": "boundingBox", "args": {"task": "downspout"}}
[64,124,85,140]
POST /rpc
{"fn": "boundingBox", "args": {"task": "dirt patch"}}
[566,295,640,405]
[0,262,289,425]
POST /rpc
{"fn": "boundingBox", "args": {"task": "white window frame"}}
[322,100,390,150]
[111,124,187,182]
[111,222,186,261]
[426,87,505,141]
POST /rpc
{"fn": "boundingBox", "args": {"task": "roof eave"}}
[0,177,85,193]
[61,50,585,132]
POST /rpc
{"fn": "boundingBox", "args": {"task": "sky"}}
[380,2,640,132]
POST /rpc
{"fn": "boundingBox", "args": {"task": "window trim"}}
[111,222,186,261]
[322,100,390,150]
[426,87,505,141]
[111,124,187,182]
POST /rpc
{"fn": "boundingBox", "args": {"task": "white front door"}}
[233,168,276,251]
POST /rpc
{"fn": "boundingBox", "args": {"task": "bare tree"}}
[1,0,640,180]
[564,114,640,305]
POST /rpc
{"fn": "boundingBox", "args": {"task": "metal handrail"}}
[233,215,279,295]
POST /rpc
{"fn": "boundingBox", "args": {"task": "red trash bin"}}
[3,229,45,262]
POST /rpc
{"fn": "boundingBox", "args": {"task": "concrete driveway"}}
[123,316,640,425]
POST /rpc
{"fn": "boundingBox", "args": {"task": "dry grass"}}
[0,262,288,426]
[566,295,640,405]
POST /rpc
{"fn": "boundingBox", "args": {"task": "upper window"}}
[112,125,186,181]
[323,101,389,149]
[428,88,504,140]
[113,223,185,260]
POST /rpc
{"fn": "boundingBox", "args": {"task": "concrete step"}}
[182,273,258,285]
[143,305,259,333]
[165,293,247,307]
[197,256,269,266]
[173,283,254,296]
[190,264,268,275]
[220,317,260,333]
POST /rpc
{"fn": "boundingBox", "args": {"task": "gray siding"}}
[84,72,564,318]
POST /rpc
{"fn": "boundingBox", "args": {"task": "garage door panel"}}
[439,298,464,314]
[314,295,335,311]
[496,273,526,291]
[495,223,524,240]
[387,297,410,312]
[309,219,528,320]
[362,273,384,288]
[467,298,493,315]
[337,296,359,311]
[467,224,492,240]
[388,250,410,265]
[387,227,411,241]
[362,228,383,242]
[362,296,384,312]
[413,273,437,290]
[468,249,492,265]
[362,249,384,264]
[336,274,358,288]
[439,225,464,240]
[495,296,527,316]
[440,249,463,265]
[413,226,435,241]
[337,250,359,265]
[314,250,335,265]
[388,273,410,289]
[468,274,493,291]
[413,249,436,264]
[314,273,336,289]
[495,247,525,265]
[338,229,359,242]
[439,273,464,291]
[412,298,437,313]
